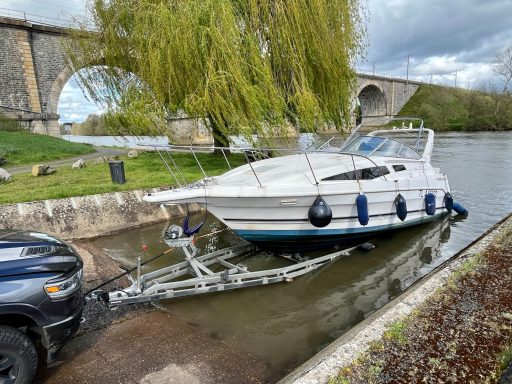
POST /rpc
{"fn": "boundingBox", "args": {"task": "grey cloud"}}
[368,0,512,61]
[363,0,512,85]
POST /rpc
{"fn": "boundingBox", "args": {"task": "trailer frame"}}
[99,231,351,308]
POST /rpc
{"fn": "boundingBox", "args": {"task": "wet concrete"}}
[36,311,268,384]
[0,188,202,241]
[34,240,270,384]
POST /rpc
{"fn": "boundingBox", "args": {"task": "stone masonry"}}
[0,16,420,139]
[0,17,67,136]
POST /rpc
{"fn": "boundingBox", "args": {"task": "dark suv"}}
[0,230,84,383]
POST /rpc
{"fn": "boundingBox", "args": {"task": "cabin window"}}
[322,166,390,181]
[393,164,406,172]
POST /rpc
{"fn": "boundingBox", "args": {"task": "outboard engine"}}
[424,193,436,216]
[394,194,407,221]
[444,192,454,213]
[308,196,332,228]
[165,224,183,240]
[356,194,369,226]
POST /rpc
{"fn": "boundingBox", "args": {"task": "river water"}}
[62,134,169,148]
[92,131,512,380]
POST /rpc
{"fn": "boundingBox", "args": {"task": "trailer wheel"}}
[0,326,38,384]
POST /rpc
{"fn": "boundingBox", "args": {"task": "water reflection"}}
[92,131,512,380]
[93,212,456,378]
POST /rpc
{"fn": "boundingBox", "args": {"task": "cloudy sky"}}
[2,0,512,122]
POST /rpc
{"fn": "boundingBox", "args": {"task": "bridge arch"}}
[48,67,75,116]
[357,81,388,121]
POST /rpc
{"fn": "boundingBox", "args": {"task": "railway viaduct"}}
[0,16,420,137]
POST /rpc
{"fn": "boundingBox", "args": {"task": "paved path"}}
[4,147,128,175]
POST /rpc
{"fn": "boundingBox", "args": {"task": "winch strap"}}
[83,248,173,296]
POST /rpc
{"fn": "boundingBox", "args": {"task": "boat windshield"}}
[340,136,422,160]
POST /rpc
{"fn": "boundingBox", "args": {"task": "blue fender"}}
[308,196,332,228]
[453,202,469,216]
[356,194,369,226]
[424,193,436,216]
[444,192,454,213]
[394,194,407,221]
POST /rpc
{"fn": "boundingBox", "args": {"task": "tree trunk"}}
[208,113,231,156]
[493,72,512,130]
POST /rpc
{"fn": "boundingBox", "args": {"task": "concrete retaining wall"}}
[0,189,200,240]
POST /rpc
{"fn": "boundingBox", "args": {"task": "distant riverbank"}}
[398,84,512,131]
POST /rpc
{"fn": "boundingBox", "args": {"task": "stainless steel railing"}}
[146,142,385,190]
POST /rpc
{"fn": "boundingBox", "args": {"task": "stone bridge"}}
[0,16,420,137]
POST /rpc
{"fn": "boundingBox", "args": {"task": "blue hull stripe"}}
[235,215,442,241]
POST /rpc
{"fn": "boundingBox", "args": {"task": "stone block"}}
[0,168,12,183]
[127,150,138,158]
[94,156,109,165]
[72,159,86,169]
[32,164,57,176]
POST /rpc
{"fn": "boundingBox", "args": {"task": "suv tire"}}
[0,326,37,384]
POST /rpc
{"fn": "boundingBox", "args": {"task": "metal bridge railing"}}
[0,8,74,28]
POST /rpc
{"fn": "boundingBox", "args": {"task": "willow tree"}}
[66,0,366,147]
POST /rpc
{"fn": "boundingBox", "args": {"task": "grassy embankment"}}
[0,131,244,204]
[330,220,512,384]
[0,130,96,165]
[397,84,512,131]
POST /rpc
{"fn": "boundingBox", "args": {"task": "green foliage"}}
[494,343,512,380]
[66,0,366,142]
[383,320,408,345]
[328,375,351,384]
[72,113,110,135]
[0,114,23,132]
[398,84,512,130]
[0,131,95,166]
[0,152,245,204]
[490,223,512,251]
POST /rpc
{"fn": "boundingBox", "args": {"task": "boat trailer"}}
[90,224,352,309]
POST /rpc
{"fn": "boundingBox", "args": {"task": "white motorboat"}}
[144,119,465,249]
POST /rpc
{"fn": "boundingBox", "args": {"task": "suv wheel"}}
[0,326,37,384]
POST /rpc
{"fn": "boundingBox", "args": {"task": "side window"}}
[323,170,356,181]
[393,164,406,172]
[322,166,389,181]
[379,166,391,176]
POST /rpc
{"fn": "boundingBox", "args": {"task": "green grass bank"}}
[397,84,512,131]
[0,130,242,205]
[0,131,96,165]
[0,151,244,205]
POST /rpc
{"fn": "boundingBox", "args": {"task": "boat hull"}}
[198,188,450,250]
[143,148,452,250]
[233,212,445,250]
